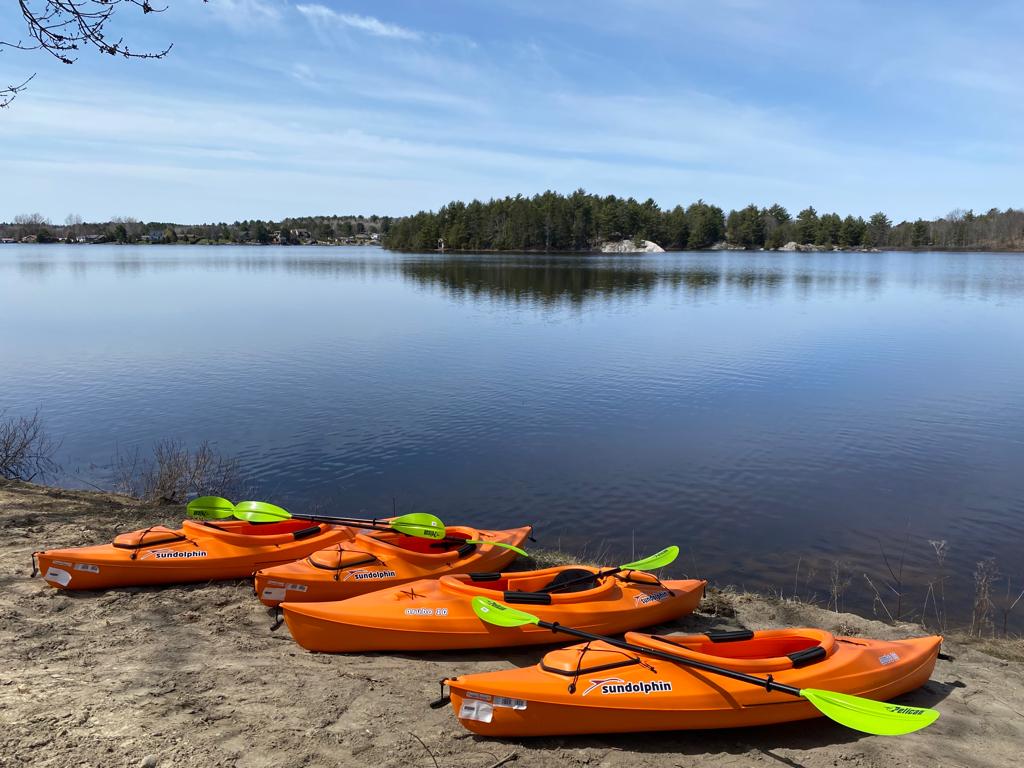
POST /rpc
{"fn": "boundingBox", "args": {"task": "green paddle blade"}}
[186,496,236,520]
[234,500,292,523]
[471,597,540,628]
[621,545,679,571]
[390,512,446,539]
[801,688,940,736]
[466,539,529,557]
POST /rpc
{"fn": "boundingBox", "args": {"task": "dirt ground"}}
[2,480,1022,768]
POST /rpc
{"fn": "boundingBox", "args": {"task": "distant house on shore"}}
[290,228,312,243]
[0,237,16,244]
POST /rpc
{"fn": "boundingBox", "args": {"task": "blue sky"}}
[1,0,1021,223]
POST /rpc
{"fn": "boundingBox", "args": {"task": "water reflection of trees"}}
[10,249,1024,303]
[400,257,798,304]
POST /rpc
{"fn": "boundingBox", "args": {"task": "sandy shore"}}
[2,480,1021,767]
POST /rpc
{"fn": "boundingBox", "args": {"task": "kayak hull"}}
[34,519,352,590]
[282,567,705,652]
[254,524,533,606]
[445,629,942,736]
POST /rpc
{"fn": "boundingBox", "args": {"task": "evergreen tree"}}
[865,212,891,247]
[911,219,929,246]
[816,213,842,246]
[839,215,866,247]
[795,207,819,244]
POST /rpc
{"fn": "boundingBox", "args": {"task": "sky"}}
[1,0,1022,223]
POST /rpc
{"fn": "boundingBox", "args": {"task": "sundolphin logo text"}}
[154,550,208,559]
[344,569,398,581]
[581,677,673,696]
[634,590,671,606]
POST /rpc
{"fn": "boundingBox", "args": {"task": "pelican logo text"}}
[344,569,398,581]
[633,590,671,606]
[581,677,673,696]
[886,705,926,716]
[154,550,208,559]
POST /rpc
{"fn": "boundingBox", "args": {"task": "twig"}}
[863,573,895,623]
[409,733,440,768]
[486,754,517,768]
[793,556,802,601]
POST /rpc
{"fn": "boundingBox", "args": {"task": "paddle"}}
[542,546,679,594]
[186,496,445,539]
[470,597,939,736]
[186,497,528,554]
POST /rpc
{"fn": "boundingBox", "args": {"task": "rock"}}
[139,755,159,768]
[778,241,800,251]
[709,241,746,250]
[598,239,665,253]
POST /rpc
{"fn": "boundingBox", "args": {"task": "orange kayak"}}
[445,628,942,736]
[254,524,533,606]
[33,518,351,590]
[282,566,705,652]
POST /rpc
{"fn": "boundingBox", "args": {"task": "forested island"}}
[383,191,1024,253]
[4,192,1024,252]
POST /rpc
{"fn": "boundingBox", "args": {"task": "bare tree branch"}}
[1,0,195,106]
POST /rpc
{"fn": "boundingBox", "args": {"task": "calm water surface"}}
[3,245,1023,624]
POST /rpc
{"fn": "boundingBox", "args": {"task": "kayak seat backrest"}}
[542,568,599,593]
[505,572,566,593]
[787,645,828,667]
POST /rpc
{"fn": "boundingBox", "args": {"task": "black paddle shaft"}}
[287,514,468,547]
[281,513,393,529]
[539,620,803,698]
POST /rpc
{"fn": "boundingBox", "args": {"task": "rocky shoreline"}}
[2,480,1022,767]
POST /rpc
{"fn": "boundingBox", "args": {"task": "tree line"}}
[0,214,393,245]
[383,191,1024,252]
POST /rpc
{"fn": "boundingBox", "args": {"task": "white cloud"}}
[295,5,420,40]
[203,0,283,28]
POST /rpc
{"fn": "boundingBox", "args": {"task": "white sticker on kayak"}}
[878,652,900,665]
[261,588,287,602]
[286,583,308,592]
[53,560,74,567]
[458,699,493,723]
[44,567,72,587]
[74,563,100,573]
[493,696,527,710]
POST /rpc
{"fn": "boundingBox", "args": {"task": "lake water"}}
[3,244,1023,626]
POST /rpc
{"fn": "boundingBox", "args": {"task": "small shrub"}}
[114,439,242,504]
[0,409,60,481]
[970,558,999,637]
